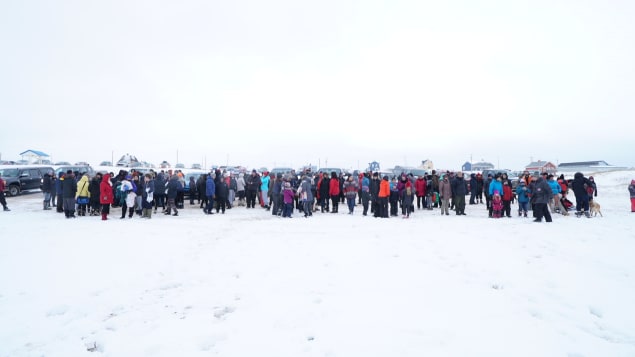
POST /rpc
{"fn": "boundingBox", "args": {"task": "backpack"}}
[406,186,412,196]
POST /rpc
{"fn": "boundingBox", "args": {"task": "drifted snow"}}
[1,170,634,357]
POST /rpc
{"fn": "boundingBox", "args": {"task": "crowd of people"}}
[0,165,620,221]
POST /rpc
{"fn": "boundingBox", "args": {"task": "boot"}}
[101,213,107,221]
[147,209,152,219]
[584,211,591,218]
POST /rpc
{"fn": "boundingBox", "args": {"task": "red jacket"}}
[502,185,513,201]
[415,178,427,196]
[100,174,114,204]
[329,177,340,196]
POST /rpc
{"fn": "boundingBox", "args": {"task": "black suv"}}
[0,165,54,196]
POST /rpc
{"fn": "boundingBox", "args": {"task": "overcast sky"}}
[1,0,634,171]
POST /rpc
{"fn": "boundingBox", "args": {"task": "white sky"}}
[1,0,634,171]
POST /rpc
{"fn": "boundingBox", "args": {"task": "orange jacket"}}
[378,179,390,198]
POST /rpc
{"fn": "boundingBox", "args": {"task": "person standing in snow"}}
[532,175,553,223]
[378,175,390,218]
[236,173,246,207]
[451,172,468,216]
[298,174,314,217]
[204,173,216,215]
[245,170,260,209]
[629,180,635,212]
[142,173,154,219]
[571,172,593,218]
[119,175,135,219]
[165,173,180,216]
[0,173,10,211]
[75,173,91,217]
[99,173,114,220]
[260,171,270,210]
[282,181,295,218]
[41,171,53,210]
[360,172,371,216]
[61,170,78,218]
[587,176,598,203]
[154,171,166,213]
[197,174,207,209]
[215,175,229,214]
[329,172,340,214]
[438,174,452,216]
[415,174,427,210]
[189,176,197,205]
[343,175,358,215]
[516,180,530,217]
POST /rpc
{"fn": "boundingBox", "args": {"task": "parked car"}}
[183,171,207,198]
[270,167,294,176]
[54,161,71,165]
[0,165,54,196]
[160,161,171,168]
[175,163,185,169]
[99,161,112,166]
[53,165,95,178]
[191,163,202,170]
[318,167,343,176]
[481,169,520,189]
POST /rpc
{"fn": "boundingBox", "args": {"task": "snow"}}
[1,170,635,357]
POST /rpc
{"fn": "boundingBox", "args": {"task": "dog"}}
[589,200,603,217]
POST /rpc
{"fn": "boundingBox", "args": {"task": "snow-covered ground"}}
[1,170,634,357]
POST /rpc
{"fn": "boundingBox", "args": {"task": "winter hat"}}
[125,174,132,180]
[284,182,291,188]
[519,180,526,185]
[494,190,500,195]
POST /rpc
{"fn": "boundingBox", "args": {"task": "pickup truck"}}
[0,165,54,196]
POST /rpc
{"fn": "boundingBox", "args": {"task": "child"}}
[629,179,635,212]
[502,181,513,218]
[282,182,295,218]
[516,180,529,217]
[491,190,503,218]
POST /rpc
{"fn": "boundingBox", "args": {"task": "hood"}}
[78,175,89,185]
[102,173,111,183]
[574,172,583,179]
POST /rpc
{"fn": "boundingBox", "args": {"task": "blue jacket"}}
[261,175,270,191]
[516,184,530,203]
[547,180,561,195]
[489,180,503,196]
[361,177,370,192]
[206,176,216,197]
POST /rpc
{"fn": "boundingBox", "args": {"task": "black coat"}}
[216,180,229,199]
[571,172,592,198]
[532,177,553,204]
[41,174,52,193]
[61,174,77,198]
[167,176,181,199]
[89,177,101,199]
[451,177,468,196]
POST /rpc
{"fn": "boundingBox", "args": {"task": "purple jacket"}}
[283,188,295,204]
